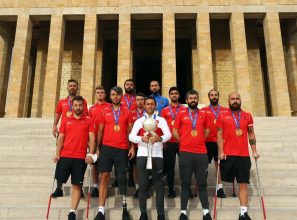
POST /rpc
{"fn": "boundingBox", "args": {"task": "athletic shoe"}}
[91,187,99,198]
[112,179,118,187]
[238,213,252,220]
[68,212,76,220]
[168,189,176,198]
[179,213,188,220]
[133,189,139,198]
[122,208,131,220]
[51,187,63,198]
[157,214,165,220]
[94,212,105,220]
[217,188,227,198]
[81,188,85,198]
[139,212,148,220]
[203,213,212,220]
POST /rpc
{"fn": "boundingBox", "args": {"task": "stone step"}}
[1,184,296,197]
[1,206,296,220]
[1,195,296,208]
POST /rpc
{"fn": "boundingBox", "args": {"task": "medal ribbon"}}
[169,104,180,120]
[144,113,156,120]
[231,111,241,129]
[210,105,221,119]
[112,106,121,125]
[124,95,135,109]
[137,109,145,119]
[188,108,198,130]
[67,96,72,111]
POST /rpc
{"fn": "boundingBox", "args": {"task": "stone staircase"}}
[0,118,297,220]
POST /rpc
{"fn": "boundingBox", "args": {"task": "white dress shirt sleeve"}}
[129,118,143,144]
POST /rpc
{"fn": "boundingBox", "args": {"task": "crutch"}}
[232,181,236,197]
[213,160,220,220]
[255,159,267,220]
[86,164,93,220]
[46,175,56,219]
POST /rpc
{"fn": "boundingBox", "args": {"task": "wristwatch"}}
[159,137,163,142]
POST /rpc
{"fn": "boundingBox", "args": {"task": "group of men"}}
[51,78,260,220]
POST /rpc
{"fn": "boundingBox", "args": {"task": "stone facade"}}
[0,1,296,117]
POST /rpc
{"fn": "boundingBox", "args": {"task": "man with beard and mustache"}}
[121,79,137,111]
[161,87,186,198]
[51,79,88,198]
[93,86,135,220]
[149,80,169,115]
[173,90,212,220]
[53,96,96,220]
[202,89,228,198]
[217,92,260,220]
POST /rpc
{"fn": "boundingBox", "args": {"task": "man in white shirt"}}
[129,96,171,220]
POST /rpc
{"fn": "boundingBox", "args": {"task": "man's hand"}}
[252,152,260,160]
[52,125,58,138]
[218,153,227,160]
[85,156,93,164]
[53,154,60,163]
[128,147,135,160]
[149,135,160,144]
[141,135,150,144]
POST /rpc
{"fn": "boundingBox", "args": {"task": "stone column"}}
[263,13,291,116]
[80,14,98,103]
[229,13,253,112]
[196,12,213,104]
[162,13,176,97]
[42,15,65,117]
[0,24,12,117]
[31,28,49,117]
[5,15,33,117]
[117,13,132,88]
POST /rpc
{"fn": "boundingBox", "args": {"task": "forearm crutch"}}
[255,159,267,220]
[46,175,56,219]
[86,164,93,220]
[213,160,220,220]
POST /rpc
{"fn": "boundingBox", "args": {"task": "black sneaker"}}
[179,213,188,220]
[122,208,131,220]
[81,188,85,198]
[168,189,176,198]
[139,212,148,220]
[133,189,139,198]
[157,214,165,220]
[112,180,118,188]
[203,213,212,220]
[94,212,105,220]
[238,213,252,220]
[51,187,63,198]
[68,212,76,220]
[91,187,99,198]
[217,188,227,198]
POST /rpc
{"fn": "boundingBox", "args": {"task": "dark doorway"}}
[102,39,118,93]
[133,39,162,96]
[176,39,192,103]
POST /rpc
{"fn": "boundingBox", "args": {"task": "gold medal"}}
[171,120,175,126]
[236,129,242,136]
[191,130,198,137]
[66,111,72,117]
[214,119,216,124]
[114,125,120,132]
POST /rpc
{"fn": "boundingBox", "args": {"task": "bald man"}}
[217,92,260,220]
